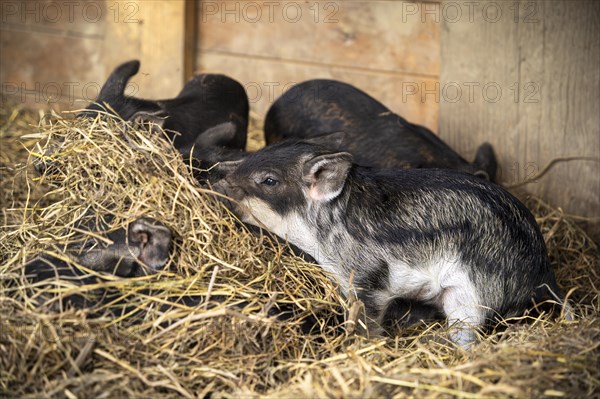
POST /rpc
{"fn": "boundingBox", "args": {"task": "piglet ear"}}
[473,142,497,182]
[303,152,353,202]
[98,60,140,99]
[215,159,243,176]
[128,217,172,270]
[195,122,237,147]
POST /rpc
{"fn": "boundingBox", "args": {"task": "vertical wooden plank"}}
[137,0,186,98]
[102,0,143,98]
[102,0,186,99]
[439,1,520,165]
[517,1,600,222]
[440,0,599,224]
[184,0,198,82]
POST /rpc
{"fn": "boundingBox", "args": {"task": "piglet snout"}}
[128,217,172,270]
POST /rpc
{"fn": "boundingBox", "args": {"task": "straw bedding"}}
[0,104,598,398]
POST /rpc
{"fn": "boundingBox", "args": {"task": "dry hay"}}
[0,104,598,398]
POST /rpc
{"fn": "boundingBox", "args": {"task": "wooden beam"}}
[184,0,198,82]
[103,0,187,99]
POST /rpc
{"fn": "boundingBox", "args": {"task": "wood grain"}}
[197,0,440,77]
[102,0,187,99]
[1,0,188,109]
[184,0,198,81]
[440,0,599,221]
[1,0,106,37]
[1,21,106,110]
[195,0,443,136]
[197,52,440,133]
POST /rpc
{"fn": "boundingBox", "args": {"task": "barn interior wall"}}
[439,0,599,229]
[194,0,441,132]
[0,0,186,110]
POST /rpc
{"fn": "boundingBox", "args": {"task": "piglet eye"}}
[261,177,278,186]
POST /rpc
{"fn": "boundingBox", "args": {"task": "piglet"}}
[80,60,249,154]
[213,138,570,347]
[26,217,172,279]
[34,61,249,181]
[265,79,497,181]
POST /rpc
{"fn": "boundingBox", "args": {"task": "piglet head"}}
[212,140,353,230]
[127,217,172,271]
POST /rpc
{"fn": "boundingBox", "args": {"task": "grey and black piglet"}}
[213,139,571,347]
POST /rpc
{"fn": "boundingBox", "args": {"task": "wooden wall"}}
[439,0,599,225]
[0,0,188,109]
[194,0,441,132]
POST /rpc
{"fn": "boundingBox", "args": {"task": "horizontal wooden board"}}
[196,51,440,133]
[1,0,107,37]
[196,0,440,77]
[0,28,106,109]
[1,1,188,110]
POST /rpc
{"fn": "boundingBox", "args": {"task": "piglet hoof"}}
[128,217,172,271]
[447,325,481,350]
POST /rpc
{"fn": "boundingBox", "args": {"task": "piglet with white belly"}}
[213,139,570,347]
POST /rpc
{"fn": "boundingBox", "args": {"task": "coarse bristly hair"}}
[0,105,598,398]
[213,140,571,347]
